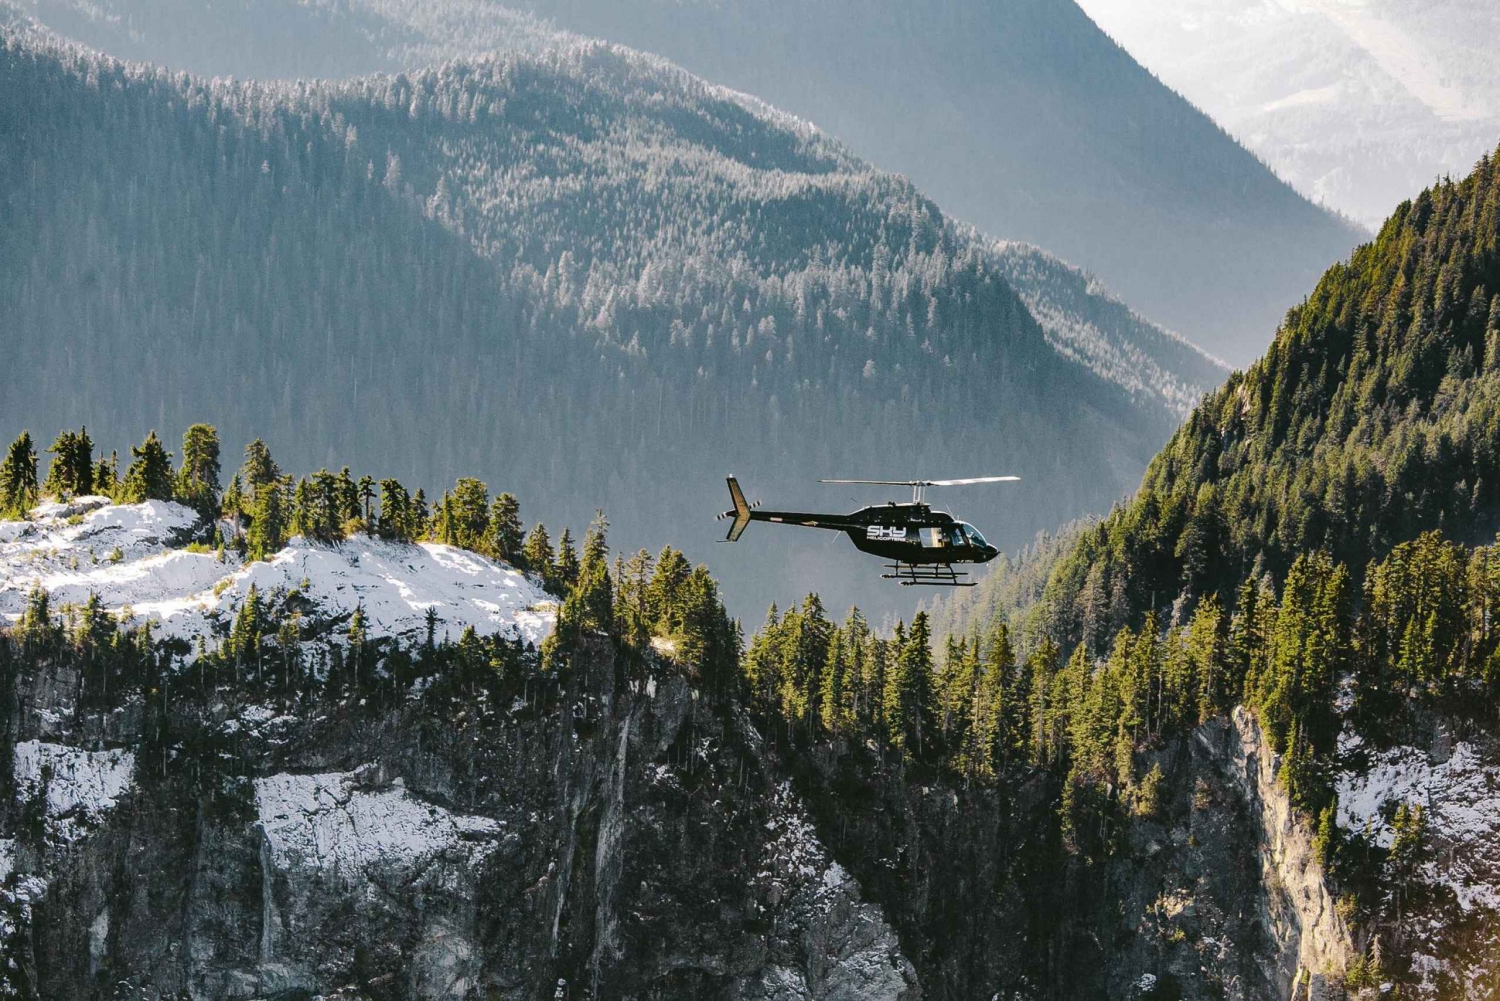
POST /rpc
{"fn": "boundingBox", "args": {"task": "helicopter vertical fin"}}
[723,476,752,542]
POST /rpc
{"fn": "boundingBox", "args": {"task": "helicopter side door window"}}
[920,527,946,547]
[947,526,966,547]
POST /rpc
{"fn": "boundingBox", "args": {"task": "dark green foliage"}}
[176,423,221,513]
[42,426,93,498]
[522,523,555,590]
[936,149,1500,665]
[121,430,174,503]
[553,528,580,591]
[0,431,38,517]
[436,477,490,551]
[239,440,279,504]
[486,492,523,565]
[246,477,290,562]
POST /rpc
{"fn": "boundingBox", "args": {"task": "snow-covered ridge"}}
[0,499,555,653]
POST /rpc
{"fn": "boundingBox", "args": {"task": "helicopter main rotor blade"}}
[926,476,1021,486]
[818,479,924,486]
[818,476,1021,487]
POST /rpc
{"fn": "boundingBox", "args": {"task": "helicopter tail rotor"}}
[717,475,756,542]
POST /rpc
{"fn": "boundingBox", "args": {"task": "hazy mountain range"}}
[1078,0,1500,230]
[0,18,1220,624]
[4,0,1362,363]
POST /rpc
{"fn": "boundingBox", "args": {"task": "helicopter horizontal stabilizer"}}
[719,475,753,542]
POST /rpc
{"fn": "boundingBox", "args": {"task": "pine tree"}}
[93,451,119,500]
[486,492,524,564]
[410,488,430,539]
[378,479,411,541]
[337,467,361,526]
[357,475,377,525]
[646,546,691,633]
[177,423,221,512]
[43,427,93,499]
[443,477,490,551]
[122,431,174,503]
[239,439,280,505]
[883,614,937,756]
[247,478,289,561]
[231,583,264,663]
[0,431,39,518]
[221,473,245,520]
[554,527,580,589]
[522,523,555,586]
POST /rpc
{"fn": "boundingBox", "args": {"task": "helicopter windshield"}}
[962,523,988,548]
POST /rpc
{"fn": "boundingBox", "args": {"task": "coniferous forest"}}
[6,2,1500,999]
[0,26,1221,622]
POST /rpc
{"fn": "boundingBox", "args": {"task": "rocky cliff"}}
[0,500,1457,1000]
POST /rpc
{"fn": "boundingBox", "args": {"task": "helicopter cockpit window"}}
[964,524,988,548]
[947,525,965,547]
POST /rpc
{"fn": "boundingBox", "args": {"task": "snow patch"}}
[255,767,504,879]
[1337,740,1500,912]
[13,740,135,843]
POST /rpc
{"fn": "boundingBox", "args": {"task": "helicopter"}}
[716,474,1017,585]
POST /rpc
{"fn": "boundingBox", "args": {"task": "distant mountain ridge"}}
[3,0,1359,363]
[0,25,1218,622]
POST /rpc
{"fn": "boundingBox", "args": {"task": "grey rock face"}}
[0,637,915,1000]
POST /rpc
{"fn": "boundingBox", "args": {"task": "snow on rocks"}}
[0,500,555,654]
[0,498,207,618]
[13,740,135,844]
[1337,740,1500,912]
[194,535,555,649]
[254,766,504,879]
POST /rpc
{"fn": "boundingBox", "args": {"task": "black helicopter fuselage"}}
[721,477,999,566]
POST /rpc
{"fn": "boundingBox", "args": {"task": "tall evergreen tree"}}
[239,439,279,505]
[486,492,524,564]
[0,431,39,518]
[122,431,174,503]
[522,523,555,586]
[43,427,93,498]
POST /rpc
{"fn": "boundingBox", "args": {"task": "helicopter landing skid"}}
[881,562,976,586]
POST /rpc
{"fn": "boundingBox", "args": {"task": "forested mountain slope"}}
[0,28,1219,623]
[4,0,1363,363]
[838,146,1500,1001]
[988,144,1500,657]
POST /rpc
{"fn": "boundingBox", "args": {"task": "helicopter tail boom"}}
[719,477,855,541]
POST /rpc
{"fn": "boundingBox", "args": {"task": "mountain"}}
[0,473,1364,999]
[9,136,1500,993]
[0,24,1221,625]
[4,0,1361,363]
[1077,0,1500,230]
[915,145,1500,997]
[966,141,1500,655]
